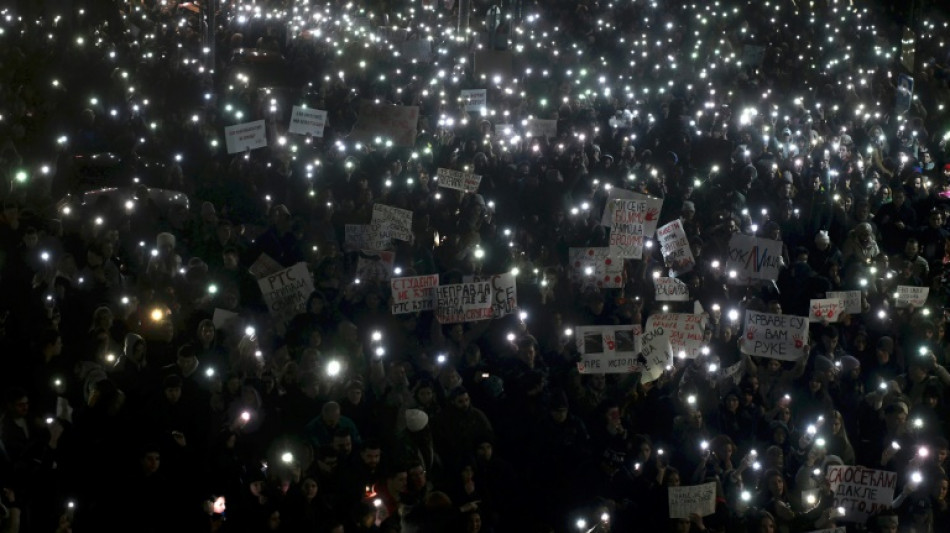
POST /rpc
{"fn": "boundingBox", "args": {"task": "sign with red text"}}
[809,298,845,323]
[391,275,439,314]
[464,273,517,318]
[657,220,695,275]
[826,466,896,523]
[576,325,642,374]
[726,234,784,284]
[435,282,493,323]
[740,310,809,361]
[225,120,267,153]
[600,190,662,235]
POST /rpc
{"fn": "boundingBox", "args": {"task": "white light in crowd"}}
[437,354,447,364]
[105,353,116,363]
[728,309,739,321]
[687,395,696,405]
[576,519,586,531]
[506,332,516,342]
[891,441,900,450]
[511,267,520,276]
[326,360,342,377]
[245,326,255,337]
[741,491,751,502]
[878,310,887,319]
[46,417,54,425]
[281,452,294,464]
[206,367,215,378]
[807,425,817,435]
[519,311,528,321]
[375,346,385,357]
[914,418,924,429]
[41,251,50,261]
[912,471,923,484]
[208,284,218,295]
[816,438,826,447]
[371,331,382,342]
[241,411,251,422]
[393,267,402,275]
[711,260,720,268]
[919,446,929,457]
[708,363,718,372]
[564,328,573,336]
[700,440,709,450]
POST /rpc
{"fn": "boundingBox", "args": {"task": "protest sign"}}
[436,168,482,193]
[608,198,650,258]
[657,220,695,275]
[464,273,517,318]
[826,465,896,523]
[494,123,516,138]
[827,291,862,314]
[224,120,267,154]
[576,325,642,374]
[435,282,493,323]
[350,101,419,147]
[720,360,744,387]
[258,263,315,327]
[655,277,689,301]
[344,224,392,251]
[809,298,845,323]
[460,89,487,112]
[726,234,784,284]
[525,118,557,139]
[473,49,512,79]
[668,482,717,519]
[355,250,395,282]
[740,310,809,361]
[646,313,706,358]
[600,190,662,234]
[895,285,928,308]
[248,253,284,279]
[568,247,623,289]
[371,204,413,242]
[391,274,439,314]
[638,323,673,383]
[288,106,327,137]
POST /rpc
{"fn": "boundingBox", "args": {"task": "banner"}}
[288,106,327,137]
[436,282,493,323]
[827,291,862,314]
[608,198,650,259]
[668,482,717,519]
[525,118,557,139]
[638,322,673,383]
[371,204,413,242]
[355,250,395,282]
[657,220,695,275]
[464,273,517,318]
[569,247,623,289]
[576,325,642,374]
[258,263,315,327]
[646,313,706,358]
[600,190,662,235]
[350,101,419,147]
[740,310,809,361]
[726,234,784,284]
[655,277,689,301]
[895,285,928,308]
[225,120,267,154]
[344,224,393,251]
[391,274,439,314]
[436,168,482,193]
[826,465,896,523]
[809,298,845,323]
[460,89,487,112]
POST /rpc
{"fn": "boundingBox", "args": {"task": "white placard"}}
[258,263,315,327]
[569,247,623,289]
[436,168,482,193]
[575,325,642,374]
[391,274,439,314]
[826,466,896,523]
[809,298,846,323]
[288,106,327,137]
[224,120,267,154]
[435,282,493,323]
[600,190,662,235]
[464,273,517,318]
[460,89,487,112]
[740,310,809,361]
[895,285,929,308]
[827,291,862,314]
[344,224,393,251]
[657,219,696,275]
[639,323,673,383]
[355,250,395,283]
[608,198,648,259]
[525,118,557,138]
[725,234,784,284]
[669,482,717,519]
[646,313,707,358]
[371,204,413,242]
[655,277,689,301]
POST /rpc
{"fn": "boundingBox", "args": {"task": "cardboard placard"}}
[460,89,487,112]
[740,310,809,361]
[225,120,267,154]
[568,247,623,289]
[646,313,707,359]
[344,224,393,252]
[464,273,517,318]
[639,323,673,383]
[826,466,896,523]
[576,325,642,374]
[258,263,315,327]
[600,190,662,235]
[895,285,928,308]
[608,198,656,259]
[391,274,439,314]
[288,106,327,137]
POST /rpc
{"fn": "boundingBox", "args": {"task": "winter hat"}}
[814,231,831,246]
[838,356,860,374]
[405,409,429,432]
[156,232,176,249]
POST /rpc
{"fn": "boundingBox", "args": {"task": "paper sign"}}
[646,313,707,359]
[895,285,928,308]
[655,277,689,301]
[608,198,656,259]
[726,234,784,284]
[436,168,482,193]
[569,247,623,289]
[826,466,896,523]
[740,310,809,361]
[669,482,717,519]
[600,190,663,235]
[827,291,862,314]
[576,325,642,374]
[350,101,419,147]
[435,282,493,323]
[371,204,413,242]
[288,106,327,137]
[809,298,845,323]
[473,49,512,79]
[248,253,285,279]
[258,263,315,327]
[224,120,267,154]
[355,250,395,282]
[525,118,557,139]
[657,220,695,275]
[391,275,439,314]
[460,89,487,112]
[344,224,393,251]
[464,273,517,318]
[639,323,673,383]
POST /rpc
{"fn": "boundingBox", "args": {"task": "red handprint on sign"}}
[746,326,758,340]
[792,334,804,349]
[645,208,660,222]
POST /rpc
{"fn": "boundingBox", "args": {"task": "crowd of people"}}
[1,0,950,532]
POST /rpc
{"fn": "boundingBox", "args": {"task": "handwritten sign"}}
[809,298,845,323]
[350,101,419,147]
[344,224,393,251]
[608,198,656,259]
[600,190,662,235]
[436,168,482,193]
[391,275,439,314]
[435,282,493,323]
[464,273,517,318]
[525,118,557,139]
[726,234,784,284]
[355,250,395,282]
[827,291,862,314]
[638,323,673,383]
[248,253,284,279]
[895,285,928,308]
[371,204,413,242]
[669,482,717,519]
[655,277,689,301]
[646,313,706,359]
[569,247,623,289]
[576,325,642,374]
[460,89,487,112]
[224,120,267,154]
[740,310,809,361]
[258,263,314,327]
[657,220,695,275]
[288,106,327,137]
[826,466,896,523]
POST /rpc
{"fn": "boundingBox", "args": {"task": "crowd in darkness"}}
[3,0,950,532]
